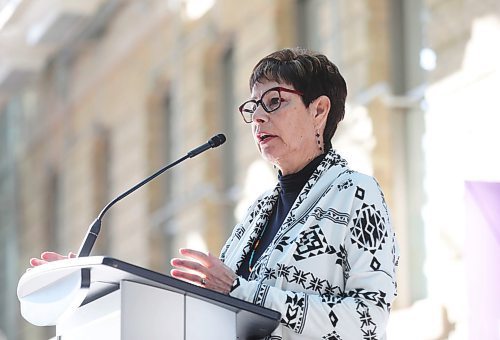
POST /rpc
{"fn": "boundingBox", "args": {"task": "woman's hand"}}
[170,248,237,294]
[30,251,77,267]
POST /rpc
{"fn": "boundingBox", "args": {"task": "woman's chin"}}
[260,150,281,165]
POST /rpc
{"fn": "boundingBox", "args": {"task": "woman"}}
[32,48,399,339]
[170,48,399,339]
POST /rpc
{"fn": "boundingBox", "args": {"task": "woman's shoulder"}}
[323,161,376,183]
[322,165,385,198]
[321,150,377,183]
[339,168,377,183]
[243,185,279,212]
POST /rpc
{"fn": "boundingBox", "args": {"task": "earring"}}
[316,131,323,153]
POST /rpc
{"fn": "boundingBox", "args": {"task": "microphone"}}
[77,133,226,257]
[188,133,226,158]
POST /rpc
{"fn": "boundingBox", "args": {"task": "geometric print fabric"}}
[222,149,399,340]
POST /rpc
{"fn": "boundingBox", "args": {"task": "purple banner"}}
[465,180,500,339]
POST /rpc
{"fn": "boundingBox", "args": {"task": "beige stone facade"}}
[1,0,500,339]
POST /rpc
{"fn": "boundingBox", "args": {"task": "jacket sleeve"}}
[228,174,399,339]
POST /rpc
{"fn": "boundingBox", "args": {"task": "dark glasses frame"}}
[238,86,304,123]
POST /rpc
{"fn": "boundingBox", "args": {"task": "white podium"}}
[17,257,280,340]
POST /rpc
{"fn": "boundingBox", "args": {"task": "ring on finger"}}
[201,277,207,286]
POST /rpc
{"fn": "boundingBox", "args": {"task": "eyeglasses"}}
[238,86,304,123]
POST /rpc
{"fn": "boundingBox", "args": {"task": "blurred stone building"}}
[1,0,499,339]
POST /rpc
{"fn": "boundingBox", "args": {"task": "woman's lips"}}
[256,132,277,144]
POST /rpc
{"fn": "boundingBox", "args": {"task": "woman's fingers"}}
[30,251,75,267]
[170,269,205,287]
[41,252,66,261]
[178,248,211,267]
[170,258,207,274]
[30,258,48,266]
[171,248,237,294]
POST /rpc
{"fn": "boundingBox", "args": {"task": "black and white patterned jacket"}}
[220,149,399,340]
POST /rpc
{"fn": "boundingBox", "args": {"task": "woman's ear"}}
[312,95,330,129]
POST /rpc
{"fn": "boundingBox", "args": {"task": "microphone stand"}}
[77,134,226,257]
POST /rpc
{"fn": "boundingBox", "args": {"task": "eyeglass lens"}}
[241,89,282,121]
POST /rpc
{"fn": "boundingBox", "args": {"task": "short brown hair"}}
[249,47,347,151]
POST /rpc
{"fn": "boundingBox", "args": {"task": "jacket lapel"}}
[225,187,279,272]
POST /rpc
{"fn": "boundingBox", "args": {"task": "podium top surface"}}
[18,256,281,335]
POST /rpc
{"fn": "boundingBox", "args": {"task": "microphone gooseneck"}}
[77,133,226,257]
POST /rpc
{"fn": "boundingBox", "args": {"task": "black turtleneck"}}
[238,153,326,279]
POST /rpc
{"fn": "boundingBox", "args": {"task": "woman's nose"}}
[251,105,269,124]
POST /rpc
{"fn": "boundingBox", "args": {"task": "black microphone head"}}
[208,133,226,148]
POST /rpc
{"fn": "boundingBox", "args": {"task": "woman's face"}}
[250,81,326,175]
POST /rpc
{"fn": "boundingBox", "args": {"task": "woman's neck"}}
[275,150,324,175]
[278,153,326,193]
